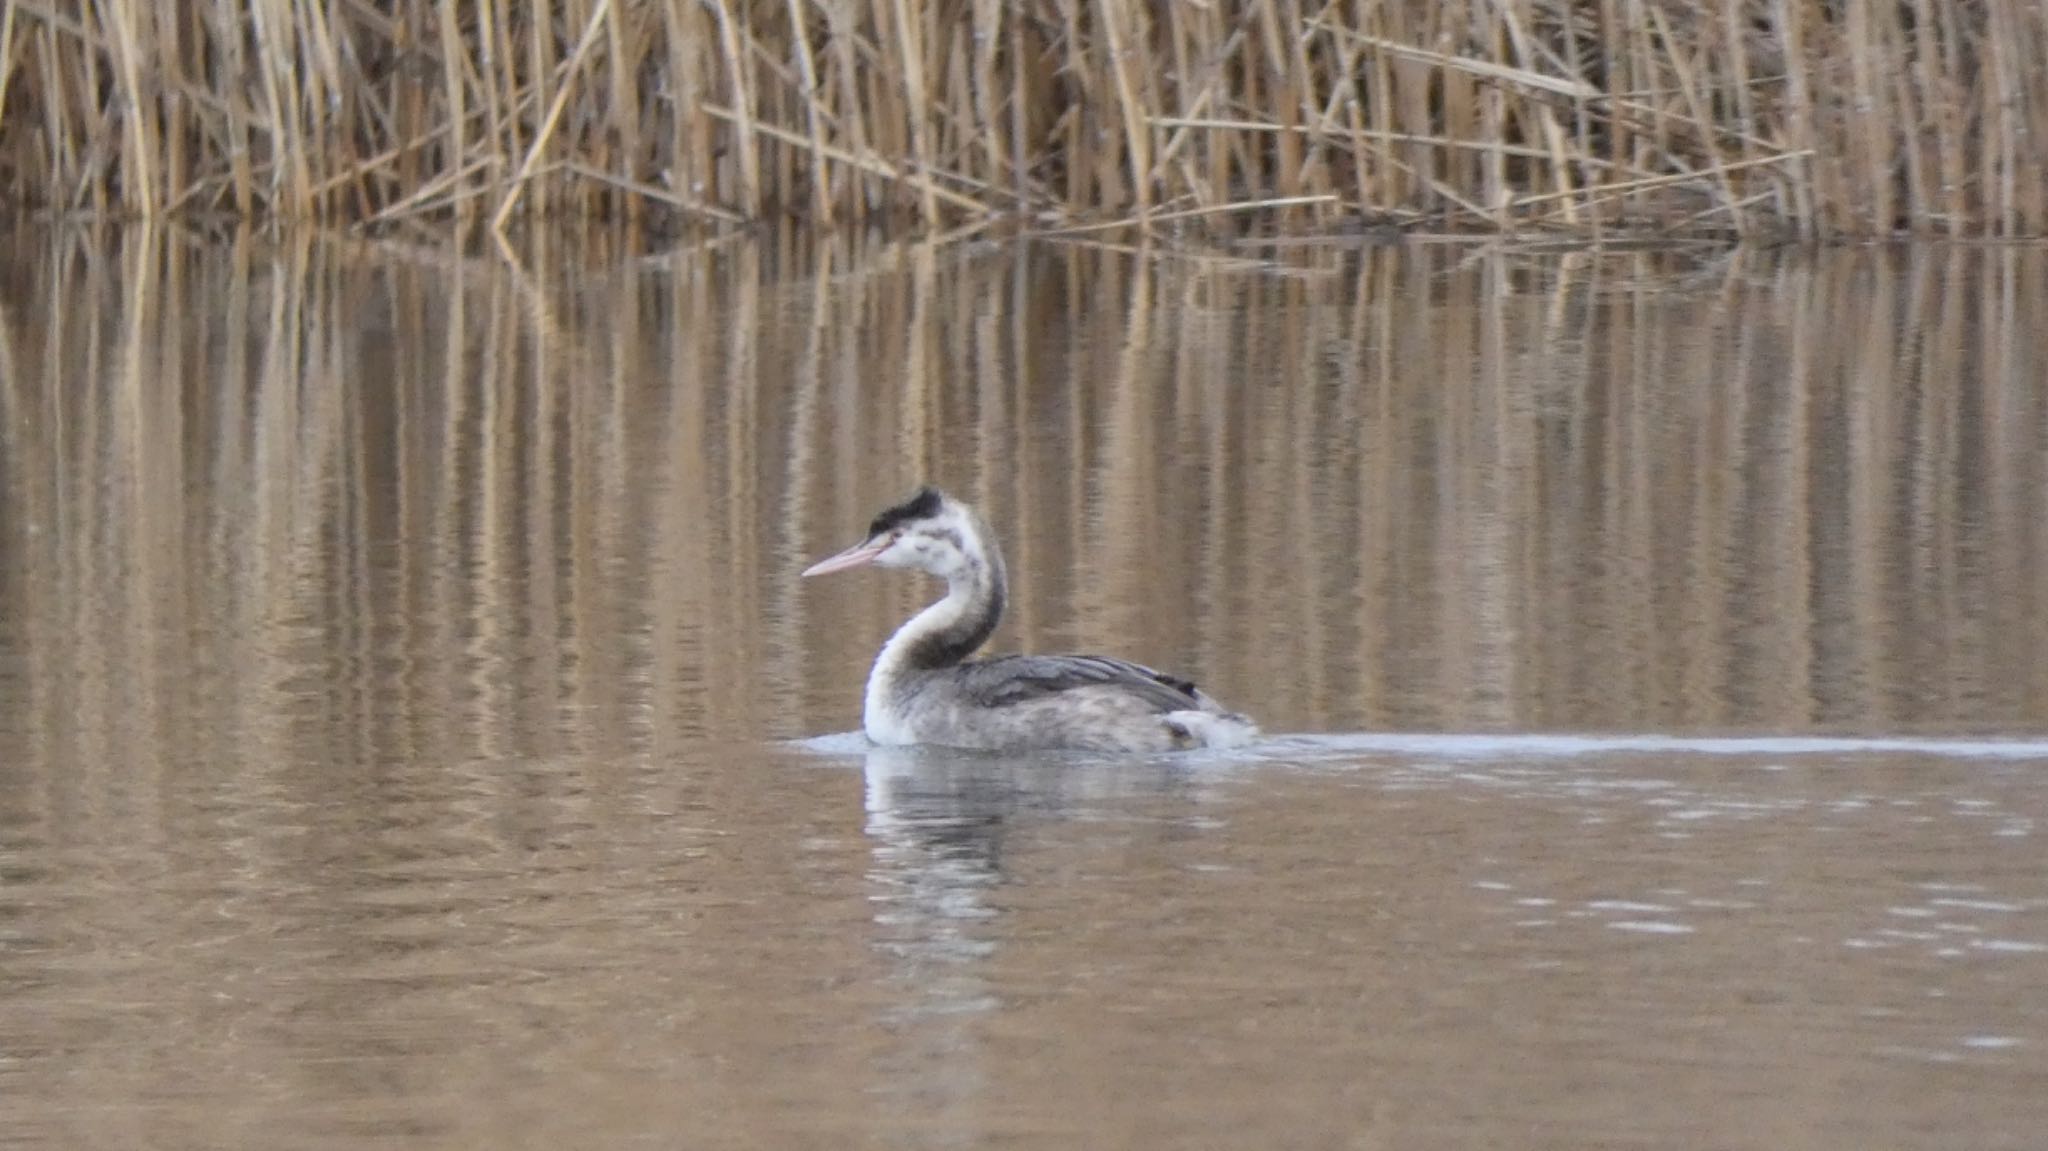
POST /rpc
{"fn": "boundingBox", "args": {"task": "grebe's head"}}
[801,485,989,581]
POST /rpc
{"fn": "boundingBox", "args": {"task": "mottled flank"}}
[868,486,944,539]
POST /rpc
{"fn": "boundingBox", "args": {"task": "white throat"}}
[862,583,973,744]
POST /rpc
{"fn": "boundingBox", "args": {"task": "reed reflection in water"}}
[0,231,2044,1148]
[2,233,2044,750]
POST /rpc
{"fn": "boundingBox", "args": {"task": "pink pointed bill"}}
[801,538,887,577]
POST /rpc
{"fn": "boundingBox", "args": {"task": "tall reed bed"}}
[1,1,2042,237]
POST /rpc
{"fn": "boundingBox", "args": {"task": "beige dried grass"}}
[0,0,2041,238]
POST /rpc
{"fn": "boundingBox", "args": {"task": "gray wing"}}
[953,653,1205,712]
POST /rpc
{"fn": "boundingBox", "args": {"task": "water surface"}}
[1,232,2044,1148]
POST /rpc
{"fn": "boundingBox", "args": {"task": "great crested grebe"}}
[802,486,1259,753]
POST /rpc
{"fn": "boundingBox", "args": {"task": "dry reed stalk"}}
[1097,0,1152,216]
[1646,4,1739,231]
[1844,0,1888,232]
[1,1,2043,238]
[1155,116,1597,168]
[1773,0,1818,237]
[1033,193,1339,237]
[784,0,832,222]
[0,5,19,152]
[492,0,614,232]
[698,101,987,215]
[888,0,938,221]
[1515,148,1815,218]
[708,0,759,216]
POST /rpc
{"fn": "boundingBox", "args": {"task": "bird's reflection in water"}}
[858,744,1215,1124]
[863,746,1010,1019]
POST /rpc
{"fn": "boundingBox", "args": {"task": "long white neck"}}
[862,530,1006,741]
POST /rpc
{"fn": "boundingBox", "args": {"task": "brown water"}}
[2,230,2046,1149]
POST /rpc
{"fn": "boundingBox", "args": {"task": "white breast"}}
[862,692,921,745]
[862,646,923,745]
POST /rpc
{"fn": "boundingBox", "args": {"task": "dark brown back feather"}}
[952,654,1203,712]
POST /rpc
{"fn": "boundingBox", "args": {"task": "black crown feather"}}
[868,485,944,537]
